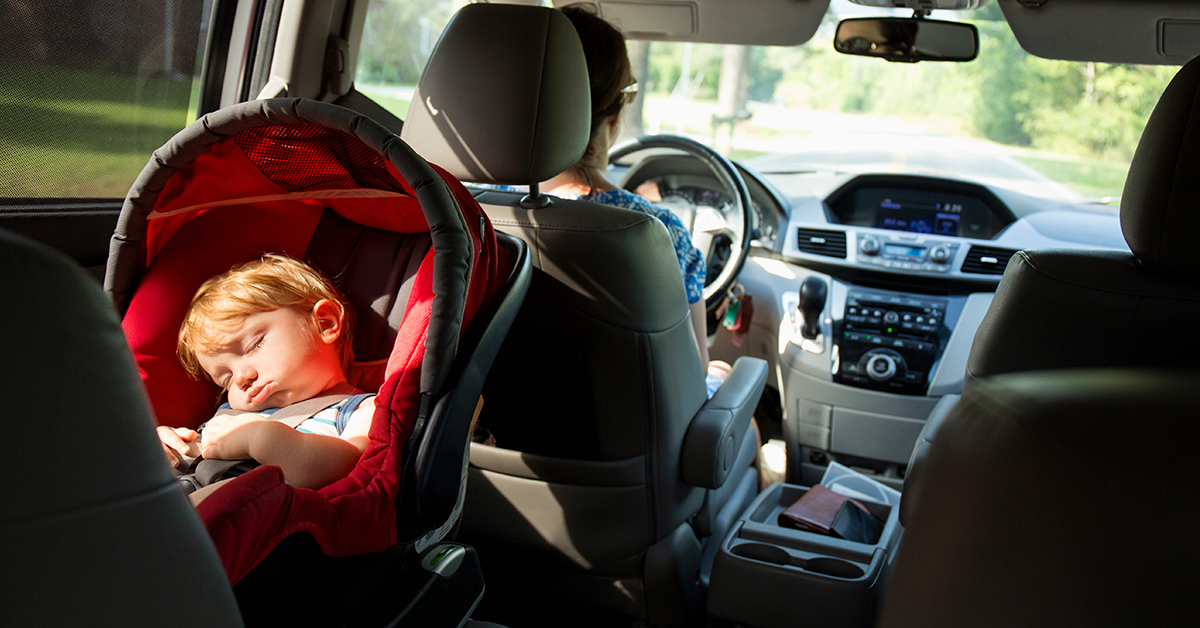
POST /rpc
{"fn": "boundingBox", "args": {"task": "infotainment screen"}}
[873,195,963,236]
[826,177,1014,240]
[834,186,1003,239]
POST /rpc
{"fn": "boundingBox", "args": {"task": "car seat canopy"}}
[106,98,506,583]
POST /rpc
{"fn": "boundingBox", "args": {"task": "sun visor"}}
[559,0,831,46]
[1000,0,1200,65]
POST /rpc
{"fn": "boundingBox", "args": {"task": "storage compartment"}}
[707,482,902,628]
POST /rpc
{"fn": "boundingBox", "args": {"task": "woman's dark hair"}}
[561,5,633,139]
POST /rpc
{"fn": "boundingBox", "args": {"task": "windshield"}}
[357,0,1173,207]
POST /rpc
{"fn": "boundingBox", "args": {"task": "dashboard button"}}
[903,371,924,383]
[860,236,881,255]
[866,354,897,382]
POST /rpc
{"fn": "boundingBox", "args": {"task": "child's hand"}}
[199,413,267,460]
[157,426,201,469]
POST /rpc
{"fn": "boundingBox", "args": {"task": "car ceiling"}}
[532,0,1200,65]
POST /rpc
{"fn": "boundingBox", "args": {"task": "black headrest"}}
[1121,55,1200,274]
[400,4,591,186]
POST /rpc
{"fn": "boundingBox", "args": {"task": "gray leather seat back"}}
[401,4,752,623]
[0,228,243,627]
[966,55,1200,383]
[880,369,1199,628]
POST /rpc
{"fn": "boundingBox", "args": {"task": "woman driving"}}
[549,6,726,395]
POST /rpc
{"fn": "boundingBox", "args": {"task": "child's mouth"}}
[248,383,273,406]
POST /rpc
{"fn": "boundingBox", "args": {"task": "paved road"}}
[736,108,1080,201]
[642,99,1084,201]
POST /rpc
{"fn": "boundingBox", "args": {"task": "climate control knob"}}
[860,236,881,256]
[866,354,897,382]
[930,244,951,263]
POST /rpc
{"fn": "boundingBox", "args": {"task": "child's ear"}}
[311,299,344,345]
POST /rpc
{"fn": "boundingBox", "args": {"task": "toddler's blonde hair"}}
[177,254,355,380]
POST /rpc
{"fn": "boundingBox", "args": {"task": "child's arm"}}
[200,396,375,490]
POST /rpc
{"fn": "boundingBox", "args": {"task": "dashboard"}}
[614,151,1131,477]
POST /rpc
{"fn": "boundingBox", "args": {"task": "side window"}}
[0,0,213,200]
[355,0,473,120]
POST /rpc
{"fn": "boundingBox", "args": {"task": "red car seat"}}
[106,98,530,624]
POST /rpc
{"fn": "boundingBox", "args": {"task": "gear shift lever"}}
[798,276,827,340]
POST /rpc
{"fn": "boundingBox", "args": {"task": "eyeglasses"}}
[621,81,639,104]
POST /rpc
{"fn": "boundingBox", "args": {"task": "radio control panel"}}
[835,289,949,395]
[857,233,960,273]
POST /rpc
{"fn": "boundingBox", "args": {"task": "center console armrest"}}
[899,393,960,526]
[681,357,768,490]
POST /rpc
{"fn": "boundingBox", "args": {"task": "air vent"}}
[962,246,1020,276]
[796,228,847,259]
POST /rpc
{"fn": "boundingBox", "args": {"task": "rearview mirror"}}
[834,18,979,63]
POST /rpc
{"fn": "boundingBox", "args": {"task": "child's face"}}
[195,304,345,412]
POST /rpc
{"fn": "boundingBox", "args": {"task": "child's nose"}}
[233,367,256,389]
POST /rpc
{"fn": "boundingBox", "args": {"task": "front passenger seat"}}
[400,4,767,625]
[903,55,1200,522]
[967,54,1200,382]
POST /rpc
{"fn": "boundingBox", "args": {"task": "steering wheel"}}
[609,134,754,312]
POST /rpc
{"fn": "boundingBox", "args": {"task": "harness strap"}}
[213,381,362,429]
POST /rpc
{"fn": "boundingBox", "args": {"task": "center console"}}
[707,482,902,628]
[834,288,949,396]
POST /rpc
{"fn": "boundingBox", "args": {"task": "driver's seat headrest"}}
[1121,54,1200,275]
[400,3,591,186]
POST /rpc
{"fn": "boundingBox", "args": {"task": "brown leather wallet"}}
[778,484,870,534]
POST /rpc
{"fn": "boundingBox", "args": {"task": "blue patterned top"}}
[569,189,707,304]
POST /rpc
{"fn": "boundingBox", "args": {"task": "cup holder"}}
[805,557,864,579]
[730,543,864,579]
[731,542,791,565]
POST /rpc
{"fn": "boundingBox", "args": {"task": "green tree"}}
[973,21,1031,146]
[356,0,459,86]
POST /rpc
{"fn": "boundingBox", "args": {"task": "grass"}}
[0,63,194,198]
[1010,153,1130,200]
[730,148,769,160]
